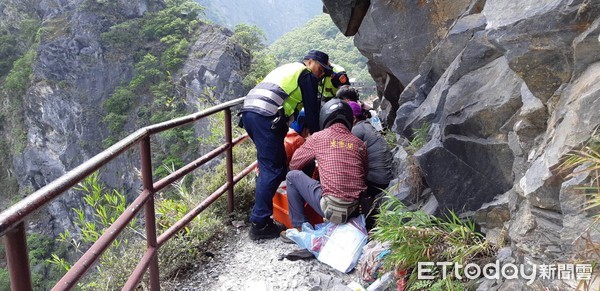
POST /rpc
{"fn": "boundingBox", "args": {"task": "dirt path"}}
[166,223,363,291]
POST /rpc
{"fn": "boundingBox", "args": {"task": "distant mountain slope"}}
[269,14,373,89]
[195,0,322,43]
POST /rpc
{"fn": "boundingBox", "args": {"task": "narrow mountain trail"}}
[165,223,364,290]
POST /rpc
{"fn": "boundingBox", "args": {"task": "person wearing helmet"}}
[319,63,351,103]
[347,101,393,230]
[282,99,368,239]
[242,50,332,240]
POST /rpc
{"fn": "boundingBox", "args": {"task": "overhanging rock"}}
[322,0,370,36]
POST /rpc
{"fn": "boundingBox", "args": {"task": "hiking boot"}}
[279,230,295,244]
[249,219,285,240]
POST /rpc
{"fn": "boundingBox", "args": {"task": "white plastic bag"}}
[286,215,368,273]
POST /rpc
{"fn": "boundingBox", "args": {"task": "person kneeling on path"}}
[348,101,393,229]
[284,99,368,236]
[242,50,332,240]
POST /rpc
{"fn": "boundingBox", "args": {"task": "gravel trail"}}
[167,223,363,291]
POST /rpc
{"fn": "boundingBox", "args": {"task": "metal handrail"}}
[0,96,256,290]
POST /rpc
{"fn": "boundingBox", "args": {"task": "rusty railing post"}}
[4,222,33,291]
[224,109,234,213]
[140,136,160,290]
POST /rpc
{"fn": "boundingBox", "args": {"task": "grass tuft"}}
[560,130,600,220]
[372,195,495,289]
[406,122,431,154]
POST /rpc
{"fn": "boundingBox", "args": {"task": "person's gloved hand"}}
[331,71,350,88]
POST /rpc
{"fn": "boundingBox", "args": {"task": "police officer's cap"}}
[304,50,333,72]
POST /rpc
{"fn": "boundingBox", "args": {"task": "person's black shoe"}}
[249,219,285,240]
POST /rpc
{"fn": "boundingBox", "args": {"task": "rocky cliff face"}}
[326,0,600,289]
[0,0,250,236]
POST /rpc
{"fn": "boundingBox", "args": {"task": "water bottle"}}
[366,271,393,291]
[369,110,383,131]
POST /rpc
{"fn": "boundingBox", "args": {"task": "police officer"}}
[319,63,350,103]
[241,50,332,240]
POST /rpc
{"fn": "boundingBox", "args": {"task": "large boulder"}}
[325,1,600,286]
[353,0,472,86]
[414,57,520,213]
[347,0,473,128]
[486,0,600,102]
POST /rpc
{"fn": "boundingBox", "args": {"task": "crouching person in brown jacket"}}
[284,99,368,236]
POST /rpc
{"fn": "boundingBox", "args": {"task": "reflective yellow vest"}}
[243,62,308,117]
[319,63,345,99]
